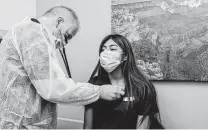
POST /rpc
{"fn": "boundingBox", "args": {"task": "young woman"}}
[84,34,163,129]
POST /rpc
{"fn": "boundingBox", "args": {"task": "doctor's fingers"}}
[110,93,118,100]
[111,93,124,100]
[115,86,125,96]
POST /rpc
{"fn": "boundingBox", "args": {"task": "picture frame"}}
[111,0,208,81]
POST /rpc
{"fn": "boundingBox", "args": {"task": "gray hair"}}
[43,6,80,36]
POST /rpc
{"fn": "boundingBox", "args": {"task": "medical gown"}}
[0,17,100,129]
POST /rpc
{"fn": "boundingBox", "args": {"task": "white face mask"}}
[50,35,66,49]
[55,38,64,49]
[100,50,124,73]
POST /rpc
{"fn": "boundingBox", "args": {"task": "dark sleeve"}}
[84,105,94,129]
[135,94,159,115]
[83,76,99,129]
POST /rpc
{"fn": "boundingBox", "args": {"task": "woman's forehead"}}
[103,39,119,47]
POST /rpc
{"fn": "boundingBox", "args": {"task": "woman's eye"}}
[111,48,117,51]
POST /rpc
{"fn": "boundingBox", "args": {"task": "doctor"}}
[0,6,124,129]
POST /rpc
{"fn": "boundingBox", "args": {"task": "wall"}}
[156,81,208,129]
[0,0,36,30]
[36,0,208,129]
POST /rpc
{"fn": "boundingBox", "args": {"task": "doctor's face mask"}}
[99,39,126,73]
[54,29,74,49]
[51,17,78,78]
[53,17,77,49]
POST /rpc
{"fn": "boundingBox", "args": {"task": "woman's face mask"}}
[100,50,124,73]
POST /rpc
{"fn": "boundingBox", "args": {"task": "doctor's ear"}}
[56,17,64,28]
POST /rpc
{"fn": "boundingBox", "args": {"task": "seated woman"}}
[83,34,163,129]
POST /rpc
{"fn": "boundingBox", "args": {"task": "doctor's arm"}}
[21,41,102,105]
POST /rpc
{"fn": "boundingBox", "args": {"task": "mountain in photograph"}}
[111,0,208,81]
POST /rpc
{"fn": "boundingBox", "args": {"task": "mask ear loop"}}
[59,47,72,78]
[121,53,127,63]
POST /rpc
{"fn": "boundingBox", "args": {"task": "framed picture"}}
[111,0,208,81]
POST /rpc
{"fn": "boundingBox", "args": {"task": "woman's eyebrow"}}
[110,44,118,47]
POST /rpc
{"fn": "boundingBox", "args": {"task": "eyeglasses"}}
[64,33,73,44]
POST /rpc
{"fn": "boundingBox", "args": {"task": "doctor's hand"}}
[99,85,125,101]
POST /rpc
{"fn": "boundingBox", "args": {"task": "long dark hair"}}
[90,34,162,127]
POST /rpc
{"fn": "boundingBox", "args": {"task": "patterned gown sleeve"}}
[14,22,101,105]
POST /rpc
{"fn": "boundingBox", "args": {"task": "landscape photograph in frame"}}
[111,0,208,81]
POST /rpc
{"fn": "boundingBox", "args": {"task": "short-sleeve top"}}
[86,76,141,129]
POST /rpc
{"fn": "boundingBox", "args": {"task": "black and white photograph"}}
[0,0,208,129]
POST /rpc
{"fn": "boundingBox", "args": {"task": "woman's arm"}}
[136,115,149,129]
[83,106,94,129]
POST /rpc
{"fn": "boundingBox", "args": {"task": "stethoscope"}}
[31,18,72,78]
[59,47,72,78]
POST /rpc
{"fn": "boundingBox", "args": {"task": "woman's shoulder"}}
[88,76,99,84]
[88,76,109,85]
[86,76,107,107]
